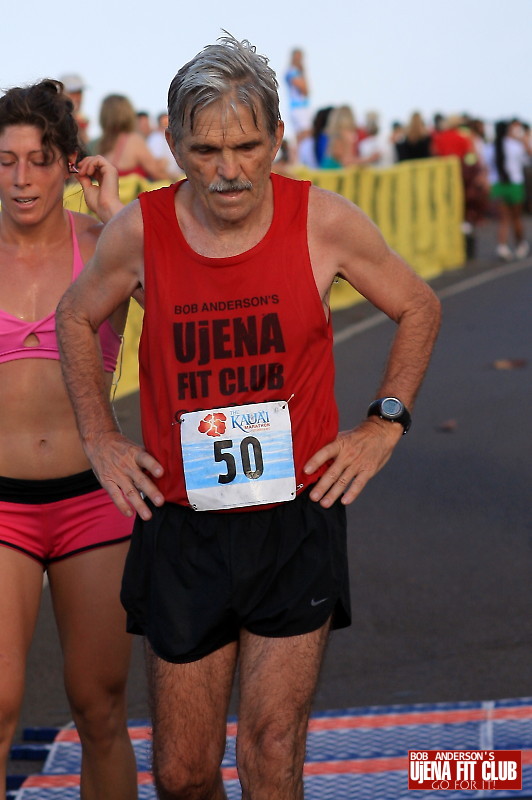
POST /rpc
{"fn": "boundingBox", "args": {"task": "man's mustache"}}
[209,179,253,193]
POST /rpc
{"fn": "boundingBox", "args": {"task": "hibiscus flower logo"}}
[198,412,227,437]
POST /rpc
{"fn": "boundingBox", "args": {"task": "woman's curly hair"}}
[0,79,84,164]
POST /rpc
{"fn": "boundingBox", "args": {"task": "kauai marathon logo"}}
[197,412,227,437]
[197,409,271,438]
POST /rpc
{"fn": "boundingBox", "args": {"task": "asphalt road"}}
[12,221,532,759]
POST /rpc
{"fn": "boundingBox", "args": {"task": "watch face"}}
[381,397,403,418]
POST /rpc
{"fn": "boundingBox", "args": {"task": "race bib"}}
[180,401,296,511]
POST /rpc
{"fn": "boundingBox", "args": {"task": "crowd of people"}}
[57,73,180,183]
[57,62,532,264]
[283,49,532,262]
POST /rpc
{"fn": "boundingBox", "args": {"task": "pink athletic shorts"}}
[0,470,133,566]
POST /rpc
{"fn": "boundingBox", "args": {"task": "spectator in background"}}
[95,94,169,181]
[467,118,488,166]
[296,107,335,169]
[312,106,334,166]
[321,105,359,168]
[465,117,491,207]
[431,114,473,160]
[522,122,532,214]
[358,112,386,165]
[432,112,445,134]
[432,114,488,252]
[322,106,387,169]
[136,111,152,139]
[147,112,182,180]
[296,106,331,168]
[60,73,89,145]
[488,119,530,260]
[396,112,432,161]
[356,111,375,145]
[387,121,405,162]
[295,128,317,168]
[285,48,312,144]
[460,115,491,233]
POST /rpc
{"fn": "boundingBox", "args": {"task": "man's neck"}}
[175,180,275,259]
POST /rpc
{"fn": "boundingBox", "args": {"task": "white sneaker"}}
[496,243,514,261]
[515,240,530,259]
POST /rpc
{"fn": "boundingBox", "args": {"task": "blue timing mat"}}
[9,697,532,799]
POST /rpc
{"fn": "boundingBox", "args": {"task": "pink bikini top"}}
[0,211,121,372]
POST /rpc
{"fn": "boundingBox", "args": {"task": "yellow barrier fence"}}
[63,158,464,397]
[64,176,165,400]
[293,157,465,309]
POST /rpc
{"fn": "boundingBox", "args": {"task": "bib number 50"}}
[214,437,264,484]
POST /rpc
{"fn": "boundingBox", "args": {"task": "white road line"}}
[437,258,532,300]
[333,311,388,345]
[334,259,532,346]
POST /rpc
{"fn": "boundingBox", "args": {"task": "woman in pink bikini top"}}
[0,79,138,798]
[97,93,170,181]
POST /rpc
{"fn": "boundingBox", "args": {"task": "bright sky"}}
[2,0,531,141]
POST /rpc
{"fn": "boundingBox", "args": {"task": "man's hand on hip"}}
[304,419,403,508]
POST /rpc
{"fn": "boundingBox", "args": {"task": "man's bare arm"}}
[56,201,164,520]
[305,187,442,507]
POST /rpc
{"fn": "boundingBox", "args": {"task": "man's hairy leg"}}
[146,641,238,800]
[236,621,331,800]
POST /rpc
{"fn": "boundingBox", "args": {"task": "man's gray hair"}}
[167,34,280,144]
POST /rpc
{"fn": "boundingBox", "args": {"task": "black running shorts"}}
[121,486,351,663]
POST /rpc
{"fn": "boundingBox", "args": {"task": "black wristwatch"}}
[367,397,411,434]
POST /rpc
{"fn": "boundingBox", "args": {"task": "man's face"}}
[168,98,283,227]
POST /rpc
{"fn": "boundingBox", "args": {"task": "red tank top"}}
[138,173,339,508]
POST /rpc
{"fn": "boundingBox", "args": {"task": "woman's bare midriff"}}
[0,358,111,480]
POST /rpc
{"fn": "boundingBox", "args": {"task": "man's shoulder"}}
[307,182,357,215]
[100,198,144,245]
[307,184,377,250]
